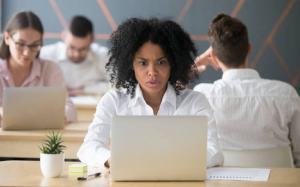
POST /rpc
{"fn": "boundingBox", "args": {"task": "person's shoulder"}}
[103,88,127,100]
[90,43,109,55]
[38,58,61,72]
[0,58,6,67]
[179,89,209,103]
[183,89,209,101]
[0,58,7,72]
[41,41,65,53]
[193,83,214,92]
[179,88,212,110]
[100,88,129,107]
[261,78,299,98]
[40,41,65,60]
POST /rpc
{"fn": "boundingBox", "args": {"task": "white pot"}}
[40,153,65,178]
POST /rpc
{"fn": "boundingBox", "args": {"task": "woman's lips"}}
[22,58,30,61]
[146,80,160,88]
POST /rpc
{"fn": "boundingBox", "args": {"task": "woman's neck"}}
[7,57,32,75]
[7,57,32,86]
[141,85,167,115]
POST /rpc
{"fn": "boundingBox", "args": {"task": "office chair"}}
[223,146,294,168]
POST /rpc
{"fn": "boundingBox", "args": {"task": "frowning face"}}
[133,41,171,96]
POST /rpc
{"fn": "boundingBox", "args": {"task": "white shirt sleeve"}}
[195,95,224,168]
[77,90,117,167]
[290,97,300,168]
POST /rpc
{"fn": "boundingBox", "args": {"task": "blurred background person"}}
[0,11,77,123]
[40,15,109,96]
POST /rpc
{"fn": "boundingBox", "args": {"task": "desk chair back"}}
[223,146,294,168]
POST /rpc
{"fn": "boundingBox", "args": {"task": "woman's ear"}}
[4,32,10,45]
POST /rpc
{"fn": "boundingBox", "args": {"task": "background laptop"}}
[110,116,208,181]
[1,87,66,131]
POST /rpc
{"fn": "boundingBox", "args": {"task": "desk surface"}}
[0,122,90,159]
[73,96,101,109]
[0,122,89,141]
[73,96,101,121]
[0,161,299,187]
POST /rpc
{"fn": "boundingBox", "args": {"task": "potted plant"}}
[39,130,66,178]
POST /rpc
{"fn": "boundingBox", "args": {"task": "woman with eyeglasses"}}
[0,11,77,123]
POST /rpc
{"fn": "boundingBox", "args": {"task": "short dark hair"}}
[208,13,249,68]
[0,11,44,59]
[106,18,198,97]
[69,15,93,37]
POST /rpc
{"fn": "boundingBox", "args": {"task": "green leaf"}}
[38,129,66,154]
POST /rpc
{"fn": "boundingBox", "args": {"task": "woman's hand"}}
[104,158,111,168]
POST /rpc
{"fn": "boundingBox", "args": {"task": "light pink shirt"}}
[0,58,77,123]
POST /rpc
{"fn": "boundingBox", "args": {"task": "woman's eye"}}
[139,61,147,65]
[158,61,166,65]
[17,43,25,47]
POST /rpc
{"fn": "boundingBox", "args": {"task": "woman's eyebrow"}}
[156,56,166,60]
[15,38,41,44]
[136,56,166,61]
[136,57,148,61]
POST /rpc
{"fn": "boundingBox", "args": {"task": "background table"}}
[0,122,89,159]
[72,96,101,122]
[0,161,300,187]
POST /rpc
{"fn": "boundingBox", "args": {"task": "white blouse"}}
[77,83,224,168]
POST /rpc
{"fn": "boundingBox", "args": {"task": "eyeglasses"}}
[10,36,42,52]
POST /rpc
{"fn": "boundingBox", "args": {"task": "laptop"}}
[110,116,208,181]
[1,87,66,131]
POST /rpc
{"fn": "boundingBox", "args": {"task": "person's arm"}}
[77,91,117,167]
[194,47,219,73]
[290,97,300,168]
[0,107,2,123]
[44,61,77,123]
[195,94,224,168]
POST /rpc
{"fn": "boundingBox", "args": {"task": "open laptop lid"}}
[110,116,208,181]
[1,87,66,131]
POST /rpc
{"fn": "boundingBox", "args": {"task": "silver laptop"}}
[110,116,208,181]
[1,87,66,131]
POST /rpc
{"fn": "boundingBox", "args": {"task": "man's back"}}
[194,69,300,167]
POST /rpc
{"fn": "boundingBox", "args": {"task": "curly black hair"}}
[106,18,198,97]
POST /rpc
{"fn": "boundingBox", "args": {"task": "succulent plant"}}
[38,130,66,154]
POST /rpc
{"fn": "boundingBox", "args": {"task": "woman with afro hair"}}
[77,18,224,168]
